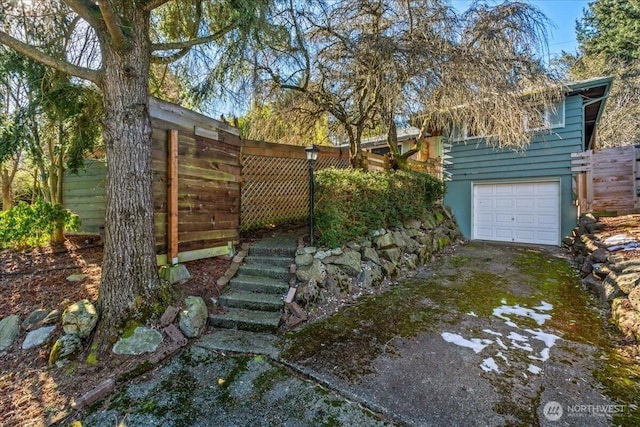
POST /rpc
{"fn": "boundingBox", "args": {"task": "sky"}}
[451,0,591,61]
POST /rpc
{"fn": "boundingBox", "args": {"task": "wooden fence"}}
[149,98,241,264]
[65,97,241,265]
[65,100,443,263]
[571,145,640,214]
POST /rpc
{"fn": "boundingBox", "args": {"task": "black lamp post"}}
[305,144,320,245]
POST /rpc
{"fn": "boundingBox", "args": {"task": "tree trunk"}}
[51,142,65,243]
[1,167,11,211]
[93,5,163,354]
[348,127,366,169]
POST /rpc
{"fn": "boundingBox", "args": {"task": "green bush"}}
[314,168,444,247]
[0,200,80,249]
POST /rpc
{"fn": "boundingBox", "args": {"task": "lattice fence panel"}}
[240,153,351,230]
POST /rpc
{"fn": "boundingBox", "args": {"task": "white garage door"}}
[473,181,560,245]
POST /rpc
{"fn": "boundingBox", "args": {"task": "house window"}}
[525,100,565,131]
[451,124,493,142]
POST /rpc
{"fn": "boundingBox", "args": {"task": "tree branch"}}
[144,0,172,12]
[151,47,190,64]
[62,0,102,29]
[0,31,101,84]
[151,22,239,51]
[97,1,127,50]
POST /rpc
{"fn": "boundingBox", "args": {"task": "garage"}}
[472,181,560,245]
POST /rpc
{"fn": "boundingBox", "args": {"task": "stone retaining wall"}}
[285,206,460,325]
[565,214,640,342]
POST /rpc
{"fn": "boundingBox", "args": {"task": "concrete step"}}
[209,308,282,333]
[238,264,290,280]
[244,255,294,268]
[229,275,289,295]
[220,290,283,312]
[248,244,297,258]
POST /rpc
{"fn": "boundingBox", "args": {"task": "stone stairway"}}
[209,232,297,332]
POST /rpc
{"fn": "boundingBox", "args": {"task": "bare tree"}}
[250,0,563,168]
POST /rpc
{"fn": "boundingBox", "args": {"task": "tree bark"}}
[1,167,12,211]
[93,4,162,353]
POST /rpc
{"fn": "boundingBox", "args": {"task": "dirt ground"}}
[0,236,230,427]
[1,215,639,426]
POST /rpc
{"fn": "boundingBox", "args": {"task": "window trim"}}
[525,99,565,132]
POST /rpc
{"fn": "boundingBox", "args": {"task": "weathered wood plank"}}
[150,97,240,137]
[168,129,179,264]
[157,244,233,266]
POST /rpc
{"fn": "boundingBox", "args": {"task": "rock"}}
[22,309,50,331]
[158,264,191,285]
[66,273,87,283]
[562,236,574,247]
[329,250,362,276]
[590,248,609,263]
[422,213,436,230]
[346,241,361,250]
[380,248,402,264]
[295,253,314,267]
[373,232,396,249]
[358,238,372,248]
[49,334,83,365]
[0,315,20,352]
[402,253,419,270]
[611,260,640,274]
[179,296,208,338]
[296,278,323,307]
[392,231,408,249]
[585,222,605,233]
[611,298,640,341]
[415,233,431,247]
[380,259,396,277]
[614,272,640,295]
[325,264,353,296]
[601,275,624,303]
[112,327,163,355]
[22,325,56,350]
[581,274,601,294]
[330,248,344,256]
[359,262,383,288]
[314,250,332,260]
[41,309,61,326]
[628,286,640,312]
[296,259,327,285]
[362,247,381,265]
[404,237,420,254]
[580,257,594,276]
[580,213,597,224]
[62,300,98,338]
[303,246,317,255]
[405,228,421,238]
[370,228,387,238]
[592,263,610,280]
[404,219,422,229]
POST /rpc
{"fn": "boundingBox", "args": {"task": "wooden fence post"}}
[168,129,179,265]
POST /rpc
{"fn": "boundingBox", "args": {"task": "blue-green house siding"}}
[443,94,585,243]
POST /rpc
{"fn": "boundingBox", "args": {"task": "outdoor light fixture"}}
[305,145,320,245]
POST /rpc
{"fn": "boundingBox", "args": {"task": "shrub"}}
[0,200,80,249]
[314,168,444,247]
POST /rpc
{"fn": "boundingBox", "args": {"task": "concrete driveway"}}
[79,242,635,426]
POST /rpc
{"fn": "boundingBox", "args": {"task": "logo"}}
[543,401,563,421]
